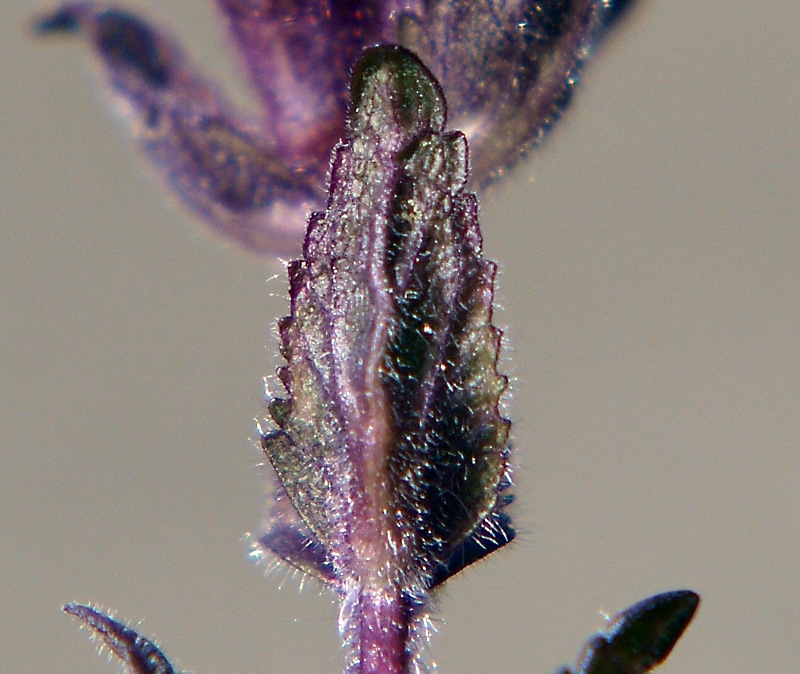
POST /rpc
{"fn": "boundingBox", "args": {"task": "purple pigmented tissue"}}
[63,604,175,674]
[40,3,701,674]
[257,46,513,673]
[59,44,515,674]
[36,1,607,254]
[568,591,700,674]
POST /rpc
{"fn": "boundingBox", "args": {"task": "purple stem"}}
[342,584,412,674]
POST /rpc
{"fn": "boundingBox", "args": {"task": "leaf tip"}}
[573,590,700,673]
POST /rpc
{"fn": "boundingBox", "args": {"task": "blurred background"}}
[2,1,798,672]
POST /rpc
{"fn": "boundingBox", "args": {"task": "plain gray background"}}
[2,1,798,672]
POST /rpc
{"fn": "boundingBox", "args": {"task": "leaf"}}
[256,44,513,671]
[64,603,178,674]
[563,590,700,674]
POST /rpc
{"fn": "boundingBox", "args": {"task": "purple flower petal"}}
[36,4,322,255]
[215,1,411,158]
[37,1,616,255]
[402,0,600,182]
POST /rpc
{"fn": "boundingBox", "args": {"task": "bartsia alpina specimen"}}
[37,3,702,672]
[35,1,627,255]
[58,43,699,674]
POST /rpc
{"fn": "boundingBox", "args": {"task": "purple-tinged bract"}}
[64,603,176,674]
[257,45,513,672]
[36,1,609,254]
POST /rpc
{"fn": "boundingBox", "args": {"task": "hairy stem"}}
[342,584,413,674]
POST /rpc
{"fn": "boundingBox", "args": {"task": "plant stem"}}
[342,583,413,674]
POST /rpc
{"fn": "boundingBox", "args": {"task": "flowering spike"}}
[64,603,178,674]
[36,1,620,254]
[257,45,513,672]
[563,591,700,674]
